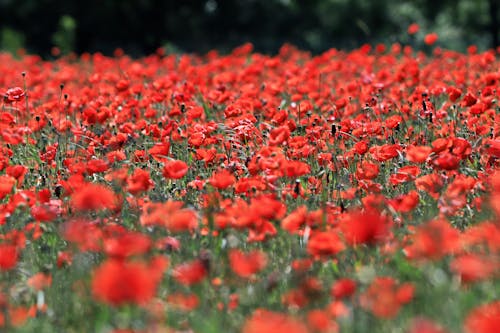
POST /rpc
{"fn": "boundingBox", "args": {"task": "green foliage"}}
[0,27,25,54]
[52,15,76,55]
[0,0,498,56]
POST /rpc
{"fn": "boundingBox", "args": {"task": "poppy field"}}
[0,42,499,332]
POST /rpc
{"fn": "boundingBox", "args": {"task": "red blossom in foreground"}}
[450,254,498,283]
[408,318,449,333]
[162,159,188,179]
[70,183,118,211]
[340,209,391,246]
[330,278,357,299]
[172,259,208,286]
[424,33,439,45]
[209,169,236,189]
[91,257,167,306]
[229,249,268,278]
[3,87,25,104]
[359,277,414,319]
[407,23,419,35]
[140,201,198,232]
[242,309,309,333]
[0,244,18,270]
[464,301,500,333]
[0,175,16,200]
[307,231,345,257]
[404,219,460,260]
[127,168,154,195]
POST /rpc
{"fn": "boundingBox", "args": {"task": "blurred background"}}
[0,0,498,57]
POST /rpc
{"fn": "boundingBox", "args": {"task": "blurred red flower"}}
[465,301,500,333]
[70,183,118,211]
[3,87,25,103]
[92,258,166,306]
[172,259,208,285]
[229,249,267,278]
[0,244,18,270]
[242,309,309,333]
[162,159,188,179]
[407,23,419,35]
[424,33,438,45]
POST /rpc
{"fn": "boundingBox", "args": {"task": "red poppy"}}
[403,219,460,260]
[307,231,345,257]
[3,87,25,103]
[464,301,500,333]
[407,23,419,35]
[209,169,236,189]
[127,168,154,194]
[162,159,188,179]
[340,209,391,246]
[0,244,18,270]
[172,259,208,286]
[356,161,379,180]
[359,277,414,319]
[408,318,449,333]
[0,175,16,200]
[166,292,200,311]
[27,272,52,291]
[140,201,198,233]
[406,145,432,163]
[307,309,338,332]
[281,206,307,233]
[103,231,151,259]
[71,183,118,211]
[92,258,166,306]
[331,278,356,299]
[424,33,438,45]
[62,219,103,252]
[229,249,267,278]
[242,309,309,333]
[450,254,497,283]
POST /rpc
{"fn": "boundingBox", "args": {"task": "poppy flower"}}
[209,169,236,189]
[281,206,307,233]
[464,301,500,333]
[103,231,152,259]
[407,23,419,35]
[408,318,449,333]
[172,259,208,286]
[70,183,118,212]
[162,159,188,179]
[331,278,356,299]
[403,219,460,260]
[27,272,52,291]
[3,87,25,103]
[359,277,414,319]
[166,293,200,311]
[307,309,338,332]
[356,161,379,180]
[140,201,198,232]
[424,33,438,45]
[0,244,18,270]
[340,209,391,246]
[406,145,432,163]
[229,249,267,278]
[127,168,154,194]
[92,258,165,306]
[0,175,16,200]
[307,231,345,257]
[242,309,309,333]
[450,254,497,283]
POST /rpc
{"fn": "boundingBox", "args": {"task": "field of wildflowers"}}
[0,39,499,332]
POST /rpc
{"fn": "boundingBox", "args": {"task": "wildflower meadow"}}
[0,37,499,332]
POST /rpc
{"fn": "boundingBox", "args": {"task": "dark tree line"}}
[0,0,498,56]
